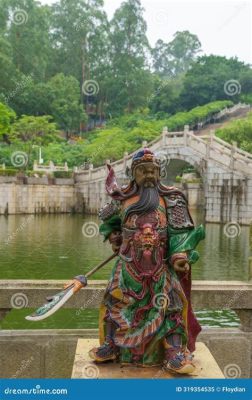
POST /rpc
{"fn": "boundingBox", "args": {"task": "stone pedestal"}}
[71,339,224,379]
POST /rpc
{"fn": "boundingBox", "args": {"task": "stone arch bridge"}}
[75,126,252,225]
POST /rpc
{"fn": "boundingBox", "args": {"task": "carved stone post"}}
[230,141,237,171]
[206,129,215,159]
[162,126,168,146]
[184,125,189,146]
[233,309,252,332]
[88,163,93,181]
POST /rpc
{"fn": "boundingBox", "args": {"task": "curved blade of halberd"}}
[25,285,74,321]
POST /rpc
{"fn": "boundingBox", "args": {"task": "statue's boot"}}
[89,319,119,363]
[89,339,119,363]
[163,333,196,375]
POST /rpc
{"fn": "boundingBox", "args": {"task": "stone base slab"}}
[71,339,224,379]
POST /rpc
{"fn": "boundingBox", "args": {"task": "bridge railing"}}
[75,123,252,183]
[0,279,252,327]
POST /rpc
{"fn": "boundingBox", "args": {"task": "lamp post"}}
[32,145,43,164]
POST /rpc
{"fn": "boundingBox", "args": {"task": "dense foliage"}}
[0,0,252,171]
[216,112,252,153]
[0,100,234,169]
[1,0,251,123]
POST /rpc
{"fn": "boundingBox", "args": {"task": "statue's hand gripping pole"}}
[25,252,118,322]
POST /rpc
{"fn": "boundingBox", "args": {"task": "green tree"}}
[47,73,87,135]
[10,79,52,116]
[106,0,153,114]
[216,112,252,153]
[149,75,184,115]
[50,0,109,116]
[4,0,51,81]
[0,101,16,141]
[7,73,87,134]
[180,55,251,109]
[0,36,20,98]
[152,31,201,77]
[10,115,59,144]
[9,115,60,168]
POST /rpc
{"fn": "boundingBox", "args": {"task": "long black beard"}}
[124,185,160,220]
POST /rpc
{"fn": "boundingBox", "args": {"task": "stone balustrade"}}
[74,120,252,223]
[1,279,252,318]
[33,160,70,172]
[0,279,252,378]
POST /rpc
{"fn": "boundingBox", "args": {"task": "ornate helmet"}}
[131,148,161,173]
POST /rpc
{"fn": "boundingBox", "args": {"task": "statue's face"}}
[134,163,160,188]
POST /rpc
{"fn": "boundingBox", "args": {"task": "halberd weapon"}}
[25,252,118,321]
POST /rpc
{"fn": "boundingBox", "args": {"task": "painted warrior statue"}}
[89,149,205,374]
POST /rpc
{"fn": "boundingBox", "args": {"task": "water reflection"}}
[0,213,249,329]
[0,213,250,281]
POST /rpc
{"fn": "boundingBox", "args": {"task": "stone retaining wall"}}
[0,279,252,378]
[0,182,77,214]
[0,328,250,378]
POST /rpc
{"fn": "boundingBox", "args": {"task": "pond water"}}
[0,212,250,329]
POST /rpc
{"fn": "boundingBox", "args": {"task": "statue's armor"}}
[119,195,168,278]
[90,151,203,368]
[99,200,121,221]
[164,193,194,230]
